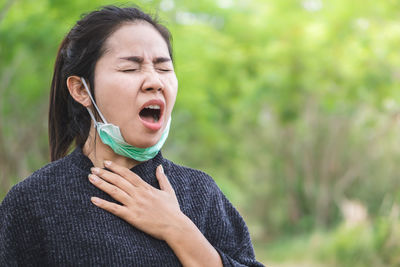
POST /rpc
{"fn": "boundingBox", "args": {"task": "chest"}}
[37,199,182,266]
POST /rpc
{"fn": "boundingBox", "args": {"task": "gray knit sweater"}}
[0,147,264,266]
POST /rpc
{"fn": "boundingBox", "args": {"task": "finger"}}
[156,165,174,194]
[104,160,150,188]
[91,197,128,218]
[91,167,136,197]
[88,174,132,205]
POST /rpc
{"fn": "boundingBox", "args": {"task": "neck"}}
[82,126,139,169]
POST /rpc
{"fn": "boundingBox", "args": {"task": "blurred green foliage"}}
[1,0,400,265]
[261,216,400,266]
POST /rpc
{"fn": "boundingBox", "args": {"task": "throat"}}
[83,126,140,169]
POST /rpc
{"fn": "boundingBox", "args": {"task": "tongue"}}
[140,114,155,123]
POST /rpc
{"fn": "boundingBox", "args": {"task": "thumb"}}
[156,165,174,194]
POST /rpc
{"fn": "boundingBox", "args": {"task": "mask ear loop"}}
[81,77,108,125]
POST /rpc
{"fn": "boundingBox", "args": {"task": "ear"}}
[66,76,91,107]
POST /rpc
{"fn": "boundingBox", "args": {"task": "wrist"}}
[163,212,196,244]
[162,212,223,267]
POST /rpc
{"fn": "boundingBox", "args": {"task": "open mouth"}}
[138,100,165,131]
[139,105,161,123]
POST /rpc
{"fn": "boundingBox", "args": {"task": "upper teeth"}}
[146,105,160,109]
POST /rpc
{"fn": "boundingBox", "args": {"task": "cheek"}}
[165,77,178,110]
[95,78,141,122]
[98,73,140,98]
[165,74,178,95]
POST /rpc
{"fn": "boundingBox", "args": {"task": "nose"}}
[141,71,163,93]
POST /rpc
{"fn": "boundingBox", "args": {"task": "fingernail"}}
[104,160,112,167]
[91,167,100,174]
[88,174,98,182]
[159,165,164,173]
[91,197,100,204]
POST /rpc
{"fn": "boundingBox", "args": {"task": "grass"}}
[253,218,400,267]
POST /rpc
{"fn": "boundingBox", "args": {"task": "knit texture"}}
[0,147,264,266]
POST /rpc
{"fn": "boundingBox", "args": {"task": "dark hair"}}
[48,5,173,161]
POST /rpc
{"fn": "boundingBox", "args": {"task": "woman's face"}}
[93,22,177,148]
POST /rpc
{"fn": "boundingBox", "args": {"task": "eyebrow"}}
[119,56,171,64]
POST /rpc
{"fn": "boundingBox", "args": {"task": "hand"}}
[88,161,186,241]
[88,161,223,267]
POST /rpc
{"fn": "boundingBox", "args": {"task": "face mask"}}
[81,77,170,162]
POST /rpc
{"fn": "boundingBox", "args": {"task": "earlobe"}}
[67,76,91,107]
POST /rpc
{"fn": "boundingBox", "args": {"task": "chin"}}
[126,136,159,149]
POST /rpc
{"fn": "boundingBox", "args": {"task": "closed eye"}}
[122,69,138,72]
[157,68,172,72]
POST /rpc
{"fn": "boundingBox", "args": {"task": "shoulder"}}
[1,151,78,208]
[162,159,250,235]
[163,158,221,193]
[161,158,242,214]
[162,158,243,209]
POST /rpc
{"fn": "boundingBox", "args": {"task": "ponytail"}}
[48,37,91,161]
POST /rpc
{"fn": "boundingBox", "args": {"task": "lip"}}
[138,99,165,131]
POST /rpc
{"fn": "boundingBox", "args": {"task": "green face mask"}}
[81,78,170,162]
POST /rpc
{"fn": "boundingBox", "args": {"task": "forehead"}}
[103,21,170,59]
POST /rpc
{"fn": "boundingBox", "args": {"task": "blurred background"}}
[1,0,400,266]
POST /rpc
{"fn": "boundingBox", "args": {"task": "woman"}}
[0,5,263,267]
